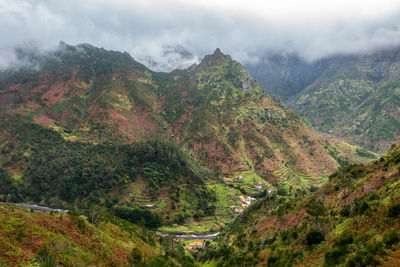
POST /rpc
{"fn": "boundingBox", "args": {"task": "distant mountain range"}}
[246,48,400,152]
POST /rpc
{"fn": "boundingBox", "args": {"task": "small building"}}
[254,184,263,190]
[186,241,204,250]
[142,204,155,208]
[234,208,243,214]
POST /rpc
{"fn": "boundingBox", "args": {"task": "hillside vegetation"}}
[247,48,400,152]
[202,143,400,266]
[0,43,380,266]
[0,43,373,187]
[0,203,194,267]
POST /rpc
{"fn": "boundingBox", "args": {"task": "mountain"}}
[0,42,372,183]
[0,42,375,236]
[201,143,400,266]
[0,42,380,266]
[247,48,400,152]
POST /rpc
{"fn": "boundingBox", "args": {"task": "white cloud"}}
[1,0,400,69]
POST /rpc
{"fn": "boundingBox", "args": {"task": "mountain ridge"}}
[246,47,400,152]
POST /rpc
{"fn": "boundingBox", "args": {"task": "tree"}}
[306,228,325,246]
[306,198,327,227]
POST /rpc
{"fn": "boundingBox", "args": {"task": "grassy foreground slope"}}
[201,143,400,266]
[0,204,194,267]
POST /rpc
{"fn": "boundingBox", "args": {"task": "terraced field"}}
[224,171,272,196]
[273,164,328,191]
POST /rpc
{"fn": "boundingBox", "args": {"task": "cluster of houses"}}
[230,195,256,214]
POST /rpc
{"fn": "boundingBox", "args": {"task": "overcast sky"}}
[2,0,400,68]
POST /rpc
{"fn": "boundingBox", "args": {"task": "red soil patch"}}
[41,82,71,106]
[33,114,54,127]
[109,109,128,121]
[181,91,188,98]
[25,102,40,110]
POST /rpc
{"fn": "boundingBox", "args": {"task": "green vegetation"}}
[201,144,400,266]
[293,55,400,152]
[305,228,325,246]
[0,203,193,266]
[0,42,384,266]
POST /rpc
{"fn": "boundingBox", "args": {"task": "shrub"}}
[325,246,348,266]
[309,185,319,192]
[34,245,57,267]
[357,201,369,215]
[325,233,354,266]
[345,241,385,267]
[368,192,379,201]
[383,230,400,247]
[128,247,142,264]
[388,203,400,217]
[335,233,354,247]
[277,188,288,196]
[306,229,325,246]
[341,204,351,217]
[267,254,280,266]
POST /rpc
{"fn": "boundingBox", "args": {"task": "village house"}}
[254,183,263,190]
[186,241,204,250]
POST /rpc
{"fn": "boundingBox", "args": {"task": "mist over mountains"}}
[2,1,400,266]
[2,0,400,70]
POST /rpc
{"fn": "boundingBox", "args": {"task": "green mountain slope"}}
[202,143,400,266]
[0,204,193,266]
[294,49,400,152]
[247,48,400,152]
[0,43,381,266]
[0,43,373,187]
[0,115,217,227]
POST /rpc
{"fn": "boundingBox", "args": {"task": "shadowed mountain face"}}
[246,48,400,152]
[245,52,331,104]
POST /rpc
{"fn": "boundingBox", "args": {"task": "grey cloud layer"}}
[1,0,400,69]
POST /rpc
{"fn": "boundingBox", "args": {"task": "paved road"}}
[157,231,219,240]
[9,203,68,213]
